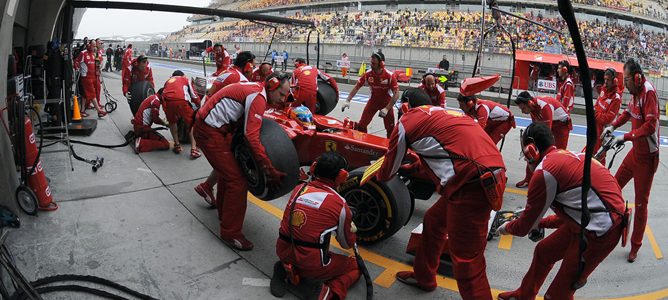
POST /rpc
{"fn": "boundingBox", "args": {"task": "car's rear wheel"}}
[128,81,155,115]
[315,79,338,116]
[338,168,412,244]
[235,118,300,200]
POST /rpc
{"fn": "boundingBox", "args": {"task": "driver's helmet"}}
[288,105,315,128]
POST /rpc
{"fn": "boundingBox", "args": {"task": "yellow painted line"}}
[646,226,664,260]
[246,193,668,299]
[498,235,513,250]
[505,187,528,196]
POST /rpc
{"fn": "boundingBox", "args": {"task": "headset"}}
[558,60,570,74]
[421,73,436,86]
[372,52,385,69]
[604,67,618,86]
[310,153,349,186]
[266,72,291,91]
[627,58,644,88]
[457,94,476,111]
[521,124,540,165]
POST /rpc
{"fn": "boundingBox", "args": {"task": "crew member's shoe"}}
[628,249,639,263]
[309,282,333,300]
[221,235,254,251]
[515,179,529,188]
[498,290,521,300]
[190,147,202,159]
[133,137,141,154]
[395,271,436,292]
[270,261,288,298]
[97,111,107,118]
[173,143,182,154]
[194,182,216,207]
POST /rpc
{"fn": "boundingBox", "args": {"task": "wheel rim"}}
[236,147,260,188]
[17,190,36,211]
[344,188,382,231]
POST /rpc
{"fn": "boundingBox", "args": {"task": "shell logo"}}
[168,78,176,83]
[303,70,311,76]
[290,209,307,228]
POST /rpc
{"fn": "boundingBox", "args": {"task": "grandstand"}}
[158,0,668,101]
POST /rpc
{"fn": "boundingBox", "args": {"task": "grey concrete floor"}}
[5,59,668,299]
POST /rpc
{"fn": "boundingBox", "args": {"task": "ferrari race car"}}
[235,103,439,244]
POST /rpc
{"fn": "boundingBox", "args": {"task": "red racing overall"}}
[464,99,515,144]
[206,46,231,77]
[194,82,277,240]
[592,86,622,164]
[131,94,169,153]
[557,76,575,114]
[162,75,201,128]
[208,66,248,96]
[291,66,339,113]
[276,180,360,299]
[417,83,446,107]
[122,59,155,95]
[354,68,398,137]
[611,79,660,254]
[500,149,626,300]
[378,106,506,299]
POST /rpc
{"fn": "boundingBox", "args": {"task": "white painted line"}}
[242,277,271,287]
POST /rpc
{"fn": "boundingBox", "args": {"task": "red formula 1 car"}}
[234,105,438,244]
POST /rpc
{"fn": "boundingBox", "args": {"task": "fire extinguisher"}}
[21,117,58,212]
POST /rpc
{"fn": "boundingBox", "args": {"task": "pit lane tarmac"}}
[7,59,667,299]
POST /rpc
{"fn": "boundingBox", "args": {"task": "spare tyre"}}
[338,167,413,244]
[235,118,299,200]
[315,78,338,116]
[129,81,155,115]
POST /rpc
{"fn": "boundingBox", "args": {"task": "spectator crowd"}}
[165,8,668,71]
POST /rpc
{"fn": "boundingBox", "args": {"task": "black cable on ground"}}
[353,244,373,300]
[25,274,159,300]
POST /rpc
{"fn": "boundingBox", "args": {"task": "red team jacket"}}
[196,82,272,168]
[557,76,575,114]
[467,99,515,129]
[122,59,155,95]
[162,76,201,106]
[206,46,231,73]
[530,96,570,128]
[276,180,356,270]
[611,79,660,155]
[210,66,249,95]
[377,106,505,199]
[292,66,339,97]
[354,69,399,107]
[74,50,100,80]
[417,83,446,107]
[132,95,164,127]
[505,149,626,237]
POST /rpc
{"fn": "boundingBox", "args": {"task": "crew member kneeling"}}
[497,122,627,300]
[377,95,506,299]
[273,152,360,300]
[131,88,169,153]
[194,73,289,250]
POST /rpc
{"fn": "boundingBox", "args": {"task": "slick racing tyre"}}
[128,81,155,115]
[315,79,338,116]
[338,167,412,244]
[235,118,300,201]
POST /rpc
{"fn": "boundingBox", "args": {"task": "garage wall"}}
[1,0,22,211]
